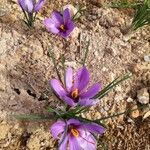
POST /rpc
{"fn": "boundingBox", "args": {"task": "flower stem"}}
[48,49,63,84]
[82,40,90,66]
[94,104,148,122]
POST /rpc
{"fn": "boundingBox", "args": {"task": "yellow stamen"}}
[59,24,65,31]
[71,89,79,99]
[71,129,79,137]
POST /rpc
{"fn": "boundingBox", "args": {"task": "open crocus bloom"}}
[44,8,75,38]
[51,119,105,150]
[50,66,101,107]
[18,0,45,13]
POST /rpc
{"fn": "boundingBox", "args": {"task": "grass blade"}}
[94,73,131,99]
[48,49,63,84]
[13,114,52,121]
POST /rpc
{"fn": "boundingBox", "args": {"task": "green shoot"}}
[48,49,63,84]
[13,114,53,121]
[72,6,86,21]
[94,104,148,122]
[94,73,131,99]
[82,40,90,66]
[132,0,150,30]
[109,0,150,31]
[110,0,142,9]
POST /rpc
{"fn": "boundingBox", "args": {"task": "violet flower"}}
[18,0,45,13]
[44,8,75,38]
[50,66,101,107]
[18,0,45,26]
[51,119,105,150]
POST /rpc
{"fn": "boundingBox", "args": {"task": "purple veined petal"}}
[69,135,81,150]
[83,123,105,134]
[34,0,45,12]
[76,129,97,150]
[74,66,90,92]
[78,98,97,106]
[62,95,76,107]
[84,134,97,150]
[59,134,69,150]
[51,11,63,26]
[80,83,101,99]
[59,31,69,39]
[67,119,81,126]
[81,133,97,150]
[44,18,60,34]
[60,20,75,38]
[65,67,73,92]
[18,0,24,8]
[22,0,34,13]
[18,0,33,12]
[50,79,67,98]
[50,120,66,139]
[63,8,71,24]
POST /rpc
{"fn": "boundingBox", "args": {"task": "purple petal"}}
[76,130,97,150]
[74,67,90,92]
[83,123,105,134]
[59,134,69,150]
[63,8,71,24]
[18,0,34,13]
[65,67,73,92]
[67,119,81,126]
[81,133,97,150]
[51,11,63,26]
[44,18,60,34]
[62,95,76,107]
[78,98,97,106]
[51,120,66,139]
[60,21,75,38]
[69,136,81,150]
[80,83,101,99]
[50,79,67,98]
[34,0,45,12]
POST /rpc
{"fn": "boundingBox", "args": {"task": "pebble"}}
[127,97,134,103]
[137,88,149,104]
[144,55,150,62]
[32,48,43,60]
[129,105,140,118]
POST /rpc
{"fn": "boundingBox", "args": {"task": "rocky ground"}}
[0,0,150,149]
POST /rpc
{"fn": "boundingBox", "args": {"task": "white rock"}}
[144,55,150,62]
[137,88,149,104]
[130,105,140,118]
[127,97,134,102]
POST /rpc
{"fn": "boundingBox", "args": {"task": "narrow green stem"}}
[48,49,63,84]
[94,104,148,122]
[82,40,90,66]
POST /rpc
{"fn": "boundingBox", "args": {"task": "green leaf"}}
[109,0,142,9]
[94,104,148,122]
[82,40,90,66]
[48,49,63,84]
[13,114,51,121]
[94,73,131,99]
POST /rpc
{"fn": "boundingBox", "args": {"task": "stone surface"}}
[129,104,140,118]
[137,88,149,104]
[144,55,150,62]
[0,0,149,149]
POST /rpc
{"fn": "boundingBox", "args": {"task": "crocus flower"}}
[44,8,75,38]
[50,66,101,107]
[51,119,105,150]
[18,0,45,13]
